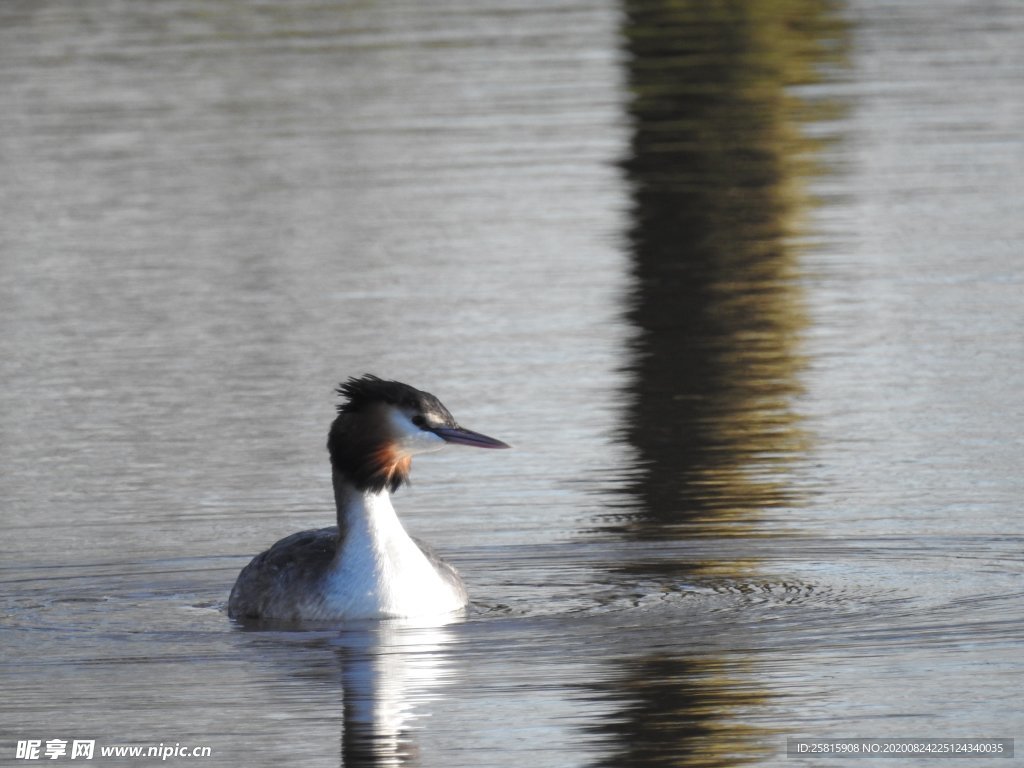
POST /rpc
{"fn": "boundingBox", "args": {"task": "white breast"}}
[323,490,466,619]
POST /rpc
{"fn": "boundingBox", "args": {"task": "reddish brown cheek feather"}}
[370,444,413,488]
[389,454,413,485]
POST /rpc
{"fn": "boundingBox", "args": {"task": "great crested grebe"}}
[228,375,509,622]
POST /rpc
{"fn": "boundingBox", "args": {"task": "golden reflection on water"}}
[614,0,848,540]
[594,1,848,765]
[591,656,770,768]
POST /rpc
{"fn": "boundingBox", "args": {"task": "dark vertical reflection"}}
[609,0,846,539]
[593,656,767,768]
[591,2,847,766]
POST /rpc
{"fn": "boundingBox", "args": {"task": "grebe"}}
[228,375,509,622]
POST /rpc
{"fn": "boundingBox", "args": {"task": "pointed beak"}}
[431,426,510,449]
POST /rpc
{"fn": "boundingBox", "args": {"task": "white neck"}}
[326,481,465,619]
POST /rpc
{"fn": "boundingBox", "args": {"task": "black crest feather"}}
[336,374,422,415]
[335,374,455,423]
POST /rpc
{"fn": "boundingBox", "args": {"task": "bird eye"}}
[411,414,427,428]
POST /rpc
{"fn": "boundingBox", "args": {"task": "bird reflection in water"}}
[236,615,458,767]
[336,617,457,767]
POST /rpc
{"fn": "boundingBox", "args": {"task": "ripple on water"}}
[4,536,1019,675]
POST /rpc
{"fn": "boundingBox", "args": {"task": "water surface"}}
[2,0,1022,765]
